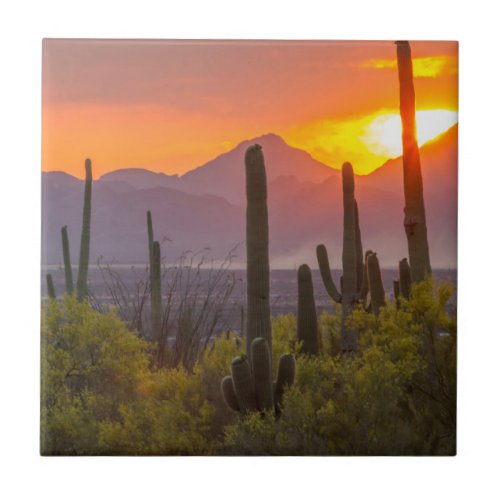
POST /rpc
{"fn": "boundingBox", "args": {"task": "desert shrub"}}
[41,295,150,455]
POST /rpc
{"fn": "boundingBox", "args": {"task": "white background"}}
[1,1,498,498]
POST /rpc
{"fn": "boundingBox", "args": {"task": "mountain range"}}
[42,125,457,269]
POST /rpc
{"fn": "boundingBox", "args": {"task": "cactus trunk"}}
[251,338,274,411]
[231,356,257,413]
[76,159,92,301]
[341,162,358,350]
[297,264,319,355]
[245,145,272,360]
[151,241,162,344]
[61,226,73,294]
[354,201,364,293]
[396,41,432,282]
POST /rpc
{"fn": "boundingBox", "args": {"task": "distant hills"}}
[42,125,457,269]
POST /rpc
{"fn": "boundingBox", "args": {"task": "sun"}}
[363,109,458,158]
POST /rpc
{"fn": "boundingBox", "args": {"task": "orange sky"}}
[42,39,458,178]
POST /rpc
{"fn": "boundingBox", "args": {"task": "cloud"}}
[361,55,457,78]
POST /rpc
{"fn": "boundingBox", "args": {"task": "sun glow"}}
[362,109,458,158]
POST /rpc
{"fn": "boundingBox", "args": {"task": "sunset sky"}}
[42,39,458,179]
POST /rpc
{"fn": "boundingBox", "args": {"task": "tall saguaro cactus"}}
[76,159,93,301]
[366,253,385,315]
[61,226,73,294]
[317,162,363,351]
[245,144,272,359]
[396,41,432,282]
[150,240,162,343]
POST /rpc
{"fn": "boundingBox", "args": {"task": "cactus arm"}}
[251,338,274,411]
[274,354,295,407]
[221,376,240,412]
[245,144,272,359]
[46,273,56,299]
[297,264,319,355]
[396,41,432,281]
[231,355,257,413]
[61,225,73,294]
[367,253,386,315]
[316,244,342,303]
[76,159,92,301]
[356,249,373,302]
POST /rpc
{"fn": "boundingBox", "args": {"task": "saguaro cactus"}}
[222,338,296,414]
[396,41,432,282]
[147,210,154,265]
[61,226,73,294]
[366,253,385,315]
[76,159,92,301]
[399,257,412,299]
[46,273,56,299]
[297,264,319,355]
[245,144,272,359]
[150,241,162,343]
[317,162,364,351]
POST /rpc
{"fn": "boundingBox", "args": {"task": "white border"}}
[1,1,499,499]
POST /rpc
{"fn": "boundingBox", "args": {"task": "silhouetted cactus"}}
[150,241,162,343]
[222,338,296,415]
[367,253,385,315]
[46,273,56,299]
[297,264,319,355]
[61,226,73,295]
[396,41,432,282]
[399,257,412,299]
[317,162,366,351]
[245,144,272,360]
[76,159,92,301]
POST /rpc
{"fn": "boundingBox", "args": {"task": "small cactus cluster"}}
[222,338,295,414]
[46,159,93,301]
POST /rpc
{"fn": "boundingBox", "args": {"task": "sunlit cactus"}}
[297,264,319,355]
[61,225,73,294]
[46,273,56,299]
[76,159,92,301]
[367,253,385,315]
[399,257,412,299]
[245,144,272,360]
[396,41,432,282]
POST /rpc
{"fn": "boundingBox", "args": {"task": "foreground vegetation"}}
[41,278,455,456]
